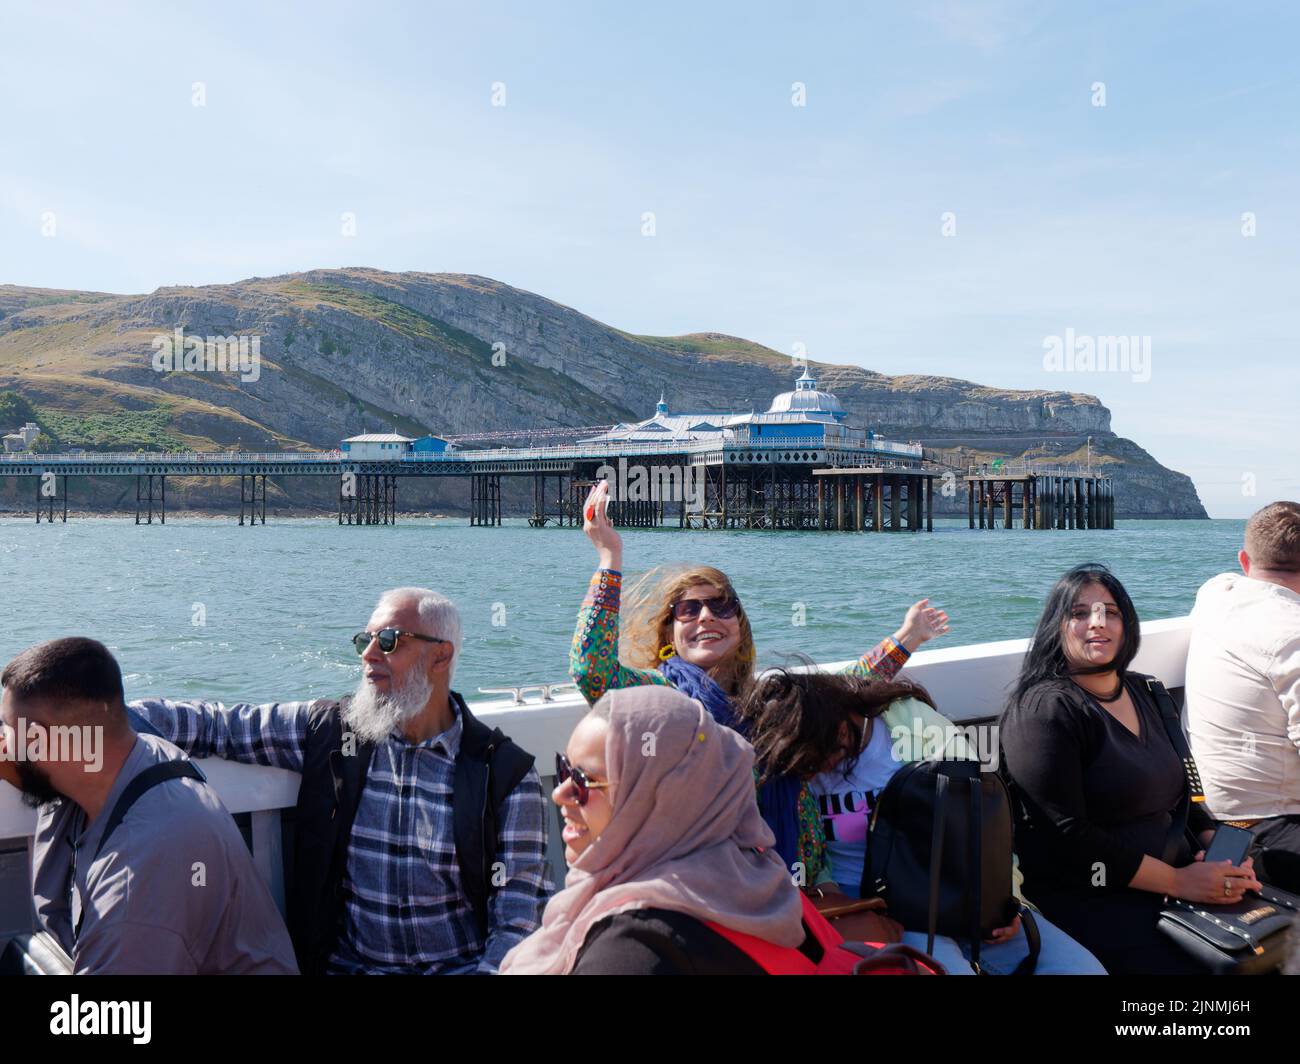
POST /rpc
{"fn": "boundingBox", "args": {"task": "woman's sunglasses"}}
[352,628,448,655]
[555,753,612,805]
[669,595,740,622]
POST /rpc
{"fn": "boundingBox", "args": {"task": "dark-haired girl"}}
[1000,563,1261,975]
[740,666,1105,974]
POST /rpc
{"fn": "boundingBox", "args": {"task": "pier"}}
[0,373,1113,532]
[965,467,1114,530]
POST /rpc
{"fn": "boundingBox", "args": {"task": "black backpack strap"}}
[92,760,206,863]
[76,759,206,938]
[967,780,982,974]
[1011,908,1042,976]
[1144,677,1202,864]
[926,772,948,957]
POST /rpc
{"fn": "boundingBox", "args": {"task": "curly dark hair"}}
[736,659,935,784]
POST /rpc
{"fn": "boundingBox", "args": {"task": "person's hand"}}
[985,913,1021,945]
[582,480,622,571]
[894,599,951,652]
[1173,857,1260,904]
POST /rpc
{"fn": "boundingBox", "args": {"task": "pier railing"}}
[0,433,924,468]
[964,462,1106,478]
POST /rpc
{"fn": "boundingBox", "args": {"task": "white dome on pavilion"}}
[767,369,845,416]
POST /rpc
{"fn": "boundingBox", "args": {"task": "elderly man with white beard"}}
[131,587,551,974]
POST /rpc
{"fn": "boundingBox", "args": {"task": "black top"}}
[1000,673,1213,896]
[571,908,767,975]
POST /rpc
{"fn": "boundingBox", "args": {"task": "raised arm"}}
[843,599,951,682]
[569,481,670,704]
[476,767,553,973]
[129,697,314,772]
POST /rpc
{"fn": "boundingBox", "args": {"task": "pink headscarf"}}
[500,684,805,975]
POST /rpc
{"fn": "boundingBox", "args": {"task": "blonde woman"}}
[569,479,950,895]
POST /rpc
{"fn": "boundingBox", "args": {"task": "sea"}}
[0,517,1242,705]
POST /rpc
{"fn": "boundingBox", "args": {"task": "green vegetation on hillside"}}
[623,332,790,366]
[39,406,183,452]
[288,281,494,366]
[0,390,60,443]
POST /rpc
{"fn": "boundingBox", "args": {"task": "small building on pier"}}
[341,432,451,459]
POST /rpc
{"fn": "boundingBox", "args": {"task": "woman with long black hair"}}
[1000,563,1260,974]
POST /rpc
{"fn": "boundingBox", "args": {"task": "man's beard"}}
[342,668,435,744]
[15,760,62,809]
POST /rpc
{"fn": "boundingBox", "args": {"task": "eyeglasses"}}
[555,753,612,805]
[352,629,449,655]
[669,595,740,622]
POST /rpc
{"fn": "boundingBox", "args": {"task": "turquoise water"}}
[0,517,1242,704]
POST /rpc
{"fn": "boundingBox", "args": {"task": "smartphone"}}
[1203,824,1254,866]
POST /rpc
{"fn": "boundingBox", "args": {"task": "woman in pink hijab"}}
[500,684,805,975]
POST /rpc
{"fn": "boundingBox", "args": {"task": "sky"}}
[1,0,1296,517]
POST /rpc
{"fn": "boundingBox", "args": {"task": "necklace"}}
[1073,674,1124,703]
[1091,676,1125,703]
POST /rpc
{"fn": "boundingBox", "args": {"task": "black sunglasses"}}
[555,753,611,806]
[670,595,740,622]
[352,628,448,655]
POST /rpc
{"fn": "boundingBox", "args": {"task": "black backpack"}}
[863,757,1039,974]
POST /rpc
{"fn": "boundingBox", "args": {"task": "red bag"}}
[706,893,946,975]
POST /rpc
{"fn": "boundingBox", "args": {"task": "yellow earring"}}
[659,644,675,661]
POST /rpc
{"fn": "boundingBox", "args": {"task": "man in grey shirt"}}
[0,637,296,974]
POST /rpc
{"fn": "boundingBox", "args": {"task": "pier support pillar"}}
[35,473,69,523]
[135,474,165,525]
[239,474,267,526]
[926,475,933,533]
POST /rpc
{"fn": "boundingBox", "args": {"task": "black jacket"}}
[287,690,534,974]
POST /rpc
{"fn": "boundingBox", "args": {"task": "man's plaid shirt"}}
[131,695,552,973]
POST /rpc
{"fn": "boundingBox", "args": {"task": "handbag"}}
[1146,677,1300,974]
[864,756,1040,973]
[809,891,904,943]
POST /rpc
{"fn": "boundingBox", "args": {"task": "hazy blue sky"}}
[2,1,1296,517]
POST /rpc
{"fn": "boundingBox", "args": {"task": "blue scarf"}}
[658,656,805,874]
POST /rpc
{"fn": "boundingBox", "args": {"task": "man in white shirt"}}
[1186,501,1300,891]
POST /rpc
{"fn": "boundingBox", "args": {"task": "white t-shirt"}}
[1186,572,1300,819]
[809,717,904,897]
